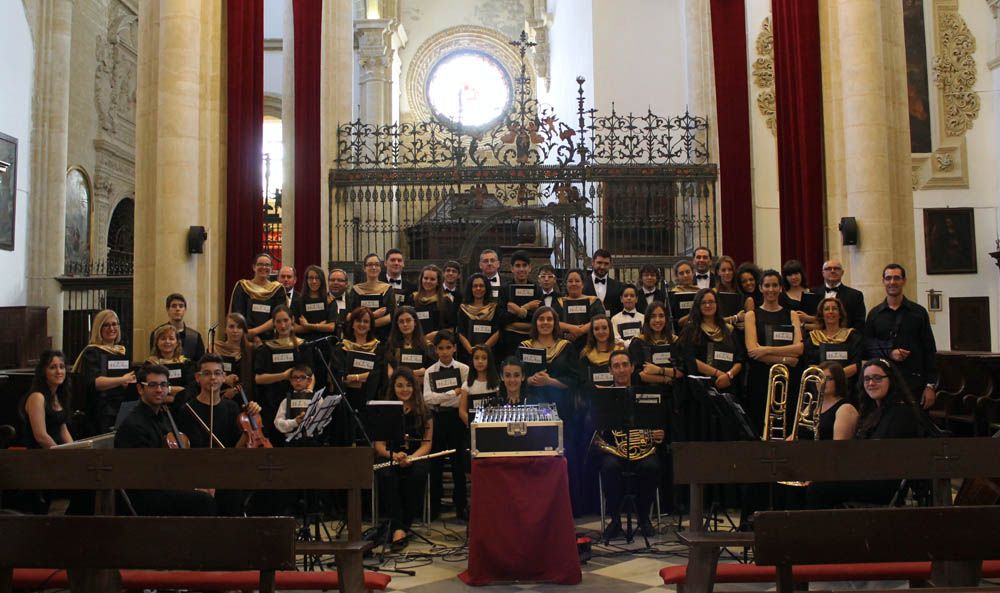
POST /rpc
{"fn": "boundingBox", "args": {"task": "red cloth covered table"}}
[459,456,581,585]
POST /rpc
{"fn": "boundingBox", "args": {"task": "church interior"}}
[1,0,1000,592]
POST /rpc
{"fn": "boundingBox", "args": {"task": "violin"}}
[236,383,273,448]
[163,406,191,449]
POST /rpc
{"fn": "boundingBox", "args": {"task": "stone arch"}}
[106,196,134,274]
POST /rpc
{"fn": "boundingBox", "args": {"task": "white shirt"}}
[591,273,608,303]
[274,396,302,436]
[642,289,658,309]
[487,275,501,299]
[333,295,347,313]
[541,289,556,308]
[423,359,470,408]
[694,272,711,290]
[824,282,842,298]
[387,275,404,288]
[611,309,645,346]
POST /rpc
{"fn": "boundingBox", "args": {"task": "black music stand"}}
[591,386,662,547]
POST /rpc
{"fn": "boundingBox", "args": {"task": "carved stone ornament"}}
[94,0,138,143]
[912,0,977,191]
[932,10,980,137]
[751,17,776,136]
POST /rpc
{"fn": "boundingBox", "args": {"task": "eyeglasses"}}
[101,321,120,328]
[291,375,312,381]
[364,262,381,268]
[142,381,170,390]
[199,370,225,377]
[862,375,888,384]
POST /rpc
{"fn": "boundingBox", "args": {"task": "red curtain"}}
[225,0,264,307]
[710,0,755,262]
[773,0,824,285]
[293,0,322,268]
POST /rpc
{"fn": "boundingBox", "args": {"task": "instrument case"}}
[471,418,564,457]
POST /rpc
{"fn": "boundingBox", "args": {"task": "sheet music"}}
[288,388,341,440]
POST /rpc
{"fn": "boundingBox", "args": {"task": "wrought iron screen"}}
[59,259,134,363]
[329,33,717,284]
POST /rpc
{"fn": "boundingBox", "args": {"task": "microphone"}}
[301,334,338,347]
[208,322,220,333]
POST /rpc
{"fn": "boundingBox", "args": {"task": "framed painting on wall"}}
[0,132,17,251]
[924,207,977,274]
[65,167,92,272]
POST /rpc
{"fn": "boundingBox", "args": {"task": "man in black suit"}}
[478,249,503,300]
[584,248,623,316]
[637,264,666,312]
[812,258,866,332]
[537,264,561,308]
[380,248,417,304]
[692,246,717,290]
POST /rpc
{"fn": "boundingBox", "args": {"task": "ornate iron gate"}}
[329,35,717,283]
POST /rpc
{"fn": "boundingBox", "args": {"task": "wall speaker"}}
[187,226,208,254]
[838,217,858,246]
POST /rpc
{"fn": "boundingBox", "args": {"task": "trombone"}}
[778,365,826,487]
[762,364,790,441]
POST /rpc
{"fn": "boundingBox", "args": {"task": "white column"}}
[354,19,404,126]
[26,0,73,349]
[281,0,296,267]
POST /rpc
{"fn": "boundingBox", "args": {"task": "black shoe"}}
[390,535,409,552]
[602,520,623,541]
[639,519,655,538]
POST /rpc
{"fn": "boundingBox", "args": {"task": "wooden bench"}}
[0,447,378,593]
[0,515,297,593]
[753,506,1000,593]
[670,437,1000,593]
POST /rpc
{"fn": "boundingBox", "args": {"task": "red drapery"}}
[710,0,755,262]
[773,0,824,284]
[292,0,322,268]
[225,0,264,307]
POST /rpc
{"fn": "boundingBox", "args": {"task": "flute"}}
[373,448,457,471]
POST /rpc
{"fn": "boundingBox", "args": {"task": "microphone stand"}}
[311,337,372,447]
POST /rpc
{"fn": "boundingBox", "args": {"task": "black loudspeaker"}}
[187,226,208,254]
[838,217,858,246]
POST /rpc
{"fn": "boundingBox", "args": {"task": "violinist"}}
[176,354,264,516]
[114,362,216,516]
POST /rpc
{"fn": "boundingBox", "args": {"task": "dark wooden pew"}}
[753,506,1000,593]
[670,438,1000,593]
[0,447,375,593]
[0,515,297,593]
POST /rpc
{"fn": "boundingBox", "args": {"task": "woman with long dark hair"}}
[806,359,921,508]
[405,264,454,344]
[20,350,74,449]
[293,264,338,342]
[456,273,500,362]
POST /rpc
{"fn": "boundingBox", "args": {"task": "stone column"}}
[25,0,73,350]
[321,0,356,266]
[281,0,296,267]
[990,0,1000,273]
[683,0,722,255]
[133,0,226,356]
[820,0,915,303]
[354,19,397,126]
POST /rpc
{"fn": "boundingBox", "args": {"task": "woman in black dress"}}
[405,264,453,344]
[146,324,195,404]
[815,361,859,441]
[385,306,434,384]
[374,367,433,550]
[332,306,386,442]
[213,312,254,400]
[20,350,73,449]
[735,261,763,318]
[254,305,312,442]
[347,253,395,341]
[806,359,922,508]
[456,273,500,363]
[804,297,865,380]
[72,309,135,434]
[555,269,606,351]
[292,265,338,342]
[743,270,803,434]
[230,253,288,343]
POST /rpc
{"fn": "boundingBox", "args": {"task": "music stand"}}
[687,377,757,441]
[591,386,660,547]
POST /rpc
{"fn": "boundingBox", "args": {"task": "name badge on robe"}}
[435,376,458,390]
[636,392,662,404]
[652,351,672,365]
[680,300,693,310]
[825,349,848,361]
[515,287,534,297]
[289,398,311,410]
[273,352,294,364]
[772,331,794,342]
[714,350,734,363]
[305,302,325,312]
[592,371,612,383]
[252,303,271,314]
[353,358,375,370]
[401,353,423,365]
[491,288,500,299]
[473,324,492,334]
[567,305,587,315]
[168,368,182,379]
[222,362,233,372]
[107,359,130,371]
[620,326,640,338]
[361,299,380,309]
[522,352,543,365]
[416,310,430,320]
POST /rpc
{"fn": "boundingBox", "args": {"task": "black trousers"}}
[430,408,469,516]
[378,463,429,532]
[599,453,660,522]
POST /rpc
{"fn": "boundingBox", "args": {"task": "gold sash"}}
[342,338,380,353]
[352,282,391,297]
[519,338,571,360]
[235,279,284,301]
[72,344,128,372]
[263,336,304,349]
[460,302,497,320]
[809,327,853,345]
